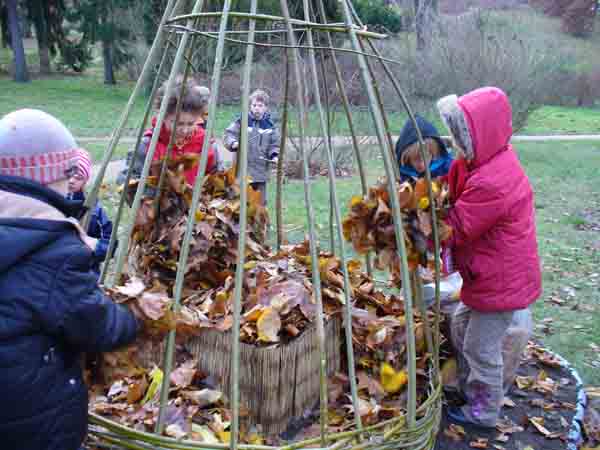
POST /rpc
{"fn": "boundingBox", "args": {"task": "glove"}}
[270,156,279,165]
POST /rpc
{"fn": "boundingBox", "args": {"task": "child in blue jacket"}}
[0,109,139,450]
[66,148,114,275]
[395,115,453,182]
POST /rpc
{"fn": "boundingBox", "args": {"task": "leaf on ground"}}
[182,389,222,408]
[469,437,489,448]
[443,424,466,442]
[170,360,198,388]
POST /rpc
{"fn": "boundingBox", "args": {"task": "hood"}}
[0,175,88,272]
[438,87,512,169]
[395,115,448,164]
[239,111,274,129]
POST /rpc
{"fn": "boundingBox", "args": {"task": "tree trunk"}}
[6,0,30,82]
[28,0,51,74]
[415,0,437,51]
[103,39,116,85]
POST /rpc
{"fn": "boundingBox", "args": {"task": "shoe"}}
[446,406,496,430]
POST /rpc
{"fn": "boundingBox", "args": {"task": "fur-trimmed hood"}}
[437,87,513,168]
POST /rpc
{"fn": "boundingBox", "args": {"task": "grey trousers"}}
[451,303,514,426]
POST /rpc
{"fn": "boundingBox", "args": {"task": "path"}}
[91,134,600,183]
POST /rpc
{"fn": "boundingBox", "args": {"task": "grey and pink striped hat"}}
[0,109,79,185]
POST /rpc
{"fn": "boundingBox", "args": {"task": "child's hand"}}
[232,141,239,150]
[270,156,279,165]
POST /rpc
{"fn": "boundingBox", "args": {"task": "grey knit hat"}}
[0,109,79,185]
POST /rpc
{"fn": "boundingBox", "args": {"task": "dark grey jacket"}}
[224,113,280,183]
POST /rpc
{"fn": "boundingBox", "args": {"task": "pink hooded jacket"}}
[437,87,542,312]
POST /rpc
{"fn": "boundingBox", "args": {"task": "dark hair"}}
[154,76,209,115]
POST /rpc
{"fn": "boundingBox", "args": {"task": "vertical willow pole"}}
[276,50,290,251]
[315,0,373,277]
[111,0,204,286]
[279,0,329,443]
[151,0,216,435]
[99,46,171,286]
[302,0,363,434]
[339,0,418,428]
[365,38,442,379]
[83,0,182,227]
[230,1,257,449]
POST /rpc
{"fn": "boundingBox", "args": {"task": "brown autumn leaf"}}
[528,416,554,438]
[170,360,198,388]
[182,389,223,408]
[444,424,466,442]
[127,376,148,404]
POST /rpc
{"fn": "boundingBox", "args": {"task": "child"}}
[117,77,216,187]
[436,87,542,428]
[0,109,139,450]
[65,148,115,275]
[395,115,453,182]
[224,89,280,205]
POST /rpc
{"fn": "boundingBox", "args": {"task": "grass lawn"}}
[99,140,600,384]
[521,105,600,135]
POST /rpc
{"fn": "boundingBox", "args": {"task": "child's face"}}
[67,169,87,193]
[250,100,267,120]
[407,151,429,174]
[164,111,198,142]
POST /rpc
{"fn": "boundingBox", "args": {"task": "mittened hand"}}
[270,156,279,165]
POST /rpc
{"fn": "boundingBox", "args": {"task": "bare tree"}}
[414,0,439,50]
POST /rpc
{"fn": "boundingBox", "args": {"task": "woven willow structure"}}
[86,0,444,448]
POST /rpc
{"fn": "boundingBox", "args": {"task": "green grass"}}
[522,105,600,135]
[254,141,600,384]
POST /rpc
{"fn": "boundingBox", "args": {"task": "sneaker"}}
[446,406,496,430]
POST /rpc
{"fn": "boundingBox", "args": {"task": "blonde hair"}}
[249,89,270,105]
[400,138,441,167]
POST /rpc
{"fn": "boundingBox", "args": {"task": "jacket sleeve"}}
[445,178,506,249]
[223,120,241,151]
[46,245,140,352]
[90,205,113,263]
[117,137,150,185]
[268,126,281,159]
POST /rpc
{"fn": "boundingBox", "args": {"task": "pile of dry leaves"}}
[88,159,436,443]
[342,177,452,286]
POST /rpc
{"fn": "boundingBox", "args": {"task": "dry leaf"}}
[469,437,489,448]
[444,424,466,442]
[256,307,281,343]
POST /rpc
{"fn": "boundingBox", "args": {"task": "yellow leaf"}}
[217,431,231,443]
[418,197,430,210]
[141,366,163,404]
[441,358,458,387]
[380,362,408,394]
[350,195,364,207]
[256,307,281,343]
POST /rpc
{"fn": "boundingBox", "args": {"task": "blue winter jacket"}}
[0,175,139,450]
[395,115,453,181]
[67,191,114,274]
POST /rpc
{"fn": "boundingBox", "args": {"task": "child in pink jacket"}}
[436,87,542,427]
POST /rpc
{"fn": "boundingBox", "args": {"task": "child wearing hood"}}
[436,87,542,428]
[0,109,139,450]
[395,115,453,182]
[224,89,280,205]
